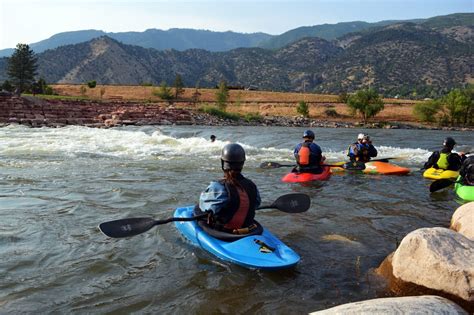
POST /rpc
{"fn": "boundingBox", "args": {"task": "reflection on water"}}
[0,125,471,313]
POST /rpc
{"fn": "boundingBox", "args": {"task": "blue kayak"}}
[174,206,300,270]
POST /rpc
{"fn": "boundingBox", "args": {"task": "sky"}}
[0,0,472,50]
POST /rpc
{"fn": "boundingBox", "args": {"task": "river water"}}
[0,124,472,313]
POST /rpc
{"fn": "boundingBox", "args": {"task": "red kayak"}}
[281,166,331,183]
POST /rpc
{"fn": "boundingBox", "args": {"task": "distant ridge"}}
[0,13,472,98]
[2,13,471,57]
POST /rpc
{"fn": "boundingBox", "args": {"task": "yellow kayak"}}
[423,167,459,180]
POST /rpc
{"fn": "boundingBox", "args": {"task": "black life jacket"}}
[214,176,258,230]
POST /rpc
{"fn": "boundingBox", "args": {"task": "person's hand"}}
[321,155,326,162]
[459,151,465,157]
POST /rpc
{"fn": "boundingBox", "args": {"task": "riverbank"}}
[0,94,472,131]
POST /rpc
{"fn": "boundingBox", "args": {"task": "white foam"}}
[0,125,452,167]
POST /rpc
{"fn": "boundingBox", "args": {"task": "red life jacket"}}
[297,143,311,165]
[224,187,249,230]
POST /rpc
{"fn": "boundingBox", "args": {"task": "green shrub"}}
[413,100,441,122]
[243,112,262,122]
[200,105,239,121]
[296,100,309,117]
[87,80,97,88]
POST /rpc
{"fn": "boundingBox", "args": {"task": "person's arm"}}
[294,143,301,156]
[448,153,463,171]
[424,151,438,169]
[199,181,228,215]
[368,144,378,158]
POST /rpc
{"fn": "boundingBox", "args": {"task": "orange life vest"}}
[298,144,311,165]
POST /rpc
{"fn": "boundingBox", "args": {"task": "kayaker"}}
[459,155,474,186]
[195,143,261,234]
[210,135,216,142]
[423,137,465,171]
[293,130,326,174]
[347,133,378,163]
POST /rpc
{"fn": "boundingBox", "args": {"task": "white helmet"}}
[357,133,365,140]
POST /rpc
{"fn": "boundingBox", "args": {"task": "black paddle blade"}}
[343,161,366,171]
[271,193,311,213]
[99,217,157,238]
[429,179,455,193]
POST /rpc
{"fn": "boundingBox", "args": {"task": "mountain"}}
[31,36,341,91]
[316,23,473,97]
[0,29,272,57]
[257,20,401,50]
[1,13,472,98]
[3,13,469,57]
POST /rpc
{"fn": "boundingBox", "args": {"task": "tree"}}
[153,81,173,101]
[31,78,49,95]
[215,81,229,111]
[1,80,14,92]
[174,74,184,99]
[296,100,309,117]
[7,43,38,94]
[413,100,441,123]
[439,89,471,126]
[346,88,384,124]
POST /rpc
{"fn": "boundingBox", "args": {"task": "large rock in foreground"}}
[451,202,474,240]
[310,296,467,314]
[377,227,474,307]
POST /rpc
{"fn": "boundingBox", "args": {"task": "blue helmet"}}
[303,130,315,139]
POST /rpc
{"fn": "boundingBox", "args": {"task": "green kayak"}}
[454,176,474,202]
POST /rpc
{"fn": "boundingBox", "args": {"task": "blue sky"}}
[0,0,472,50]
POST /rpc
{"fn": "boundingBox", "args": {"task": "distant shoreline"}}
[0,94,472,131]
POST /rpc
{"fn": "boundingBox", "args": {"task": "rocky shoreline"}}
[0,95,472,131]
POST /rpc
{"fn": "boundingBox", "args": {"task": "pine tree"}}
[7,43,38,94]
[174,74,184,99]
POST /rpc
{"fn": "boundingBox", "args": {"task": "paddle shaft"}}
[99,193,310,238]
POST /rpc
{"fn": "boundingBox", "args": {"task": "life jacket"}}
[297,143,311,166]
[215,176,258,231]
[348,143,369,162]
[436,152,450,170]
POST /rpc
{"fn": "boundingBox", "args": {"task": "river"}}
[0,124,472,313]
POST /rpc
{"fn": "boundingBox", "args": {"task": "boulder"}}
[310,296,467,314]
[391,227,474,302]
[451,202,474,240]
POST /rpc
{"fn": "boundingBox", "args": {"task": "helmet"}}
[443,137,456,148]
[303,130,315,139]
[221,143,246,171]
[357,133,365,140]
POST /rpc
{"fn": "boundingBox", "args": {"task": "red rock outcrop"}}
[0,95,193,127]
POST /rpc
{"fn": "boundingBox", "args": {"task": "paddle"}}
[99,193,311,238]
[429,178,460,193]
[259,161,365,170]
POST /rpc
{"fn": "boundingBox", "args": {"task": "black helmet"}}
[221,143,246,171]
[443,137,456,148]
[303,130,315,139]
